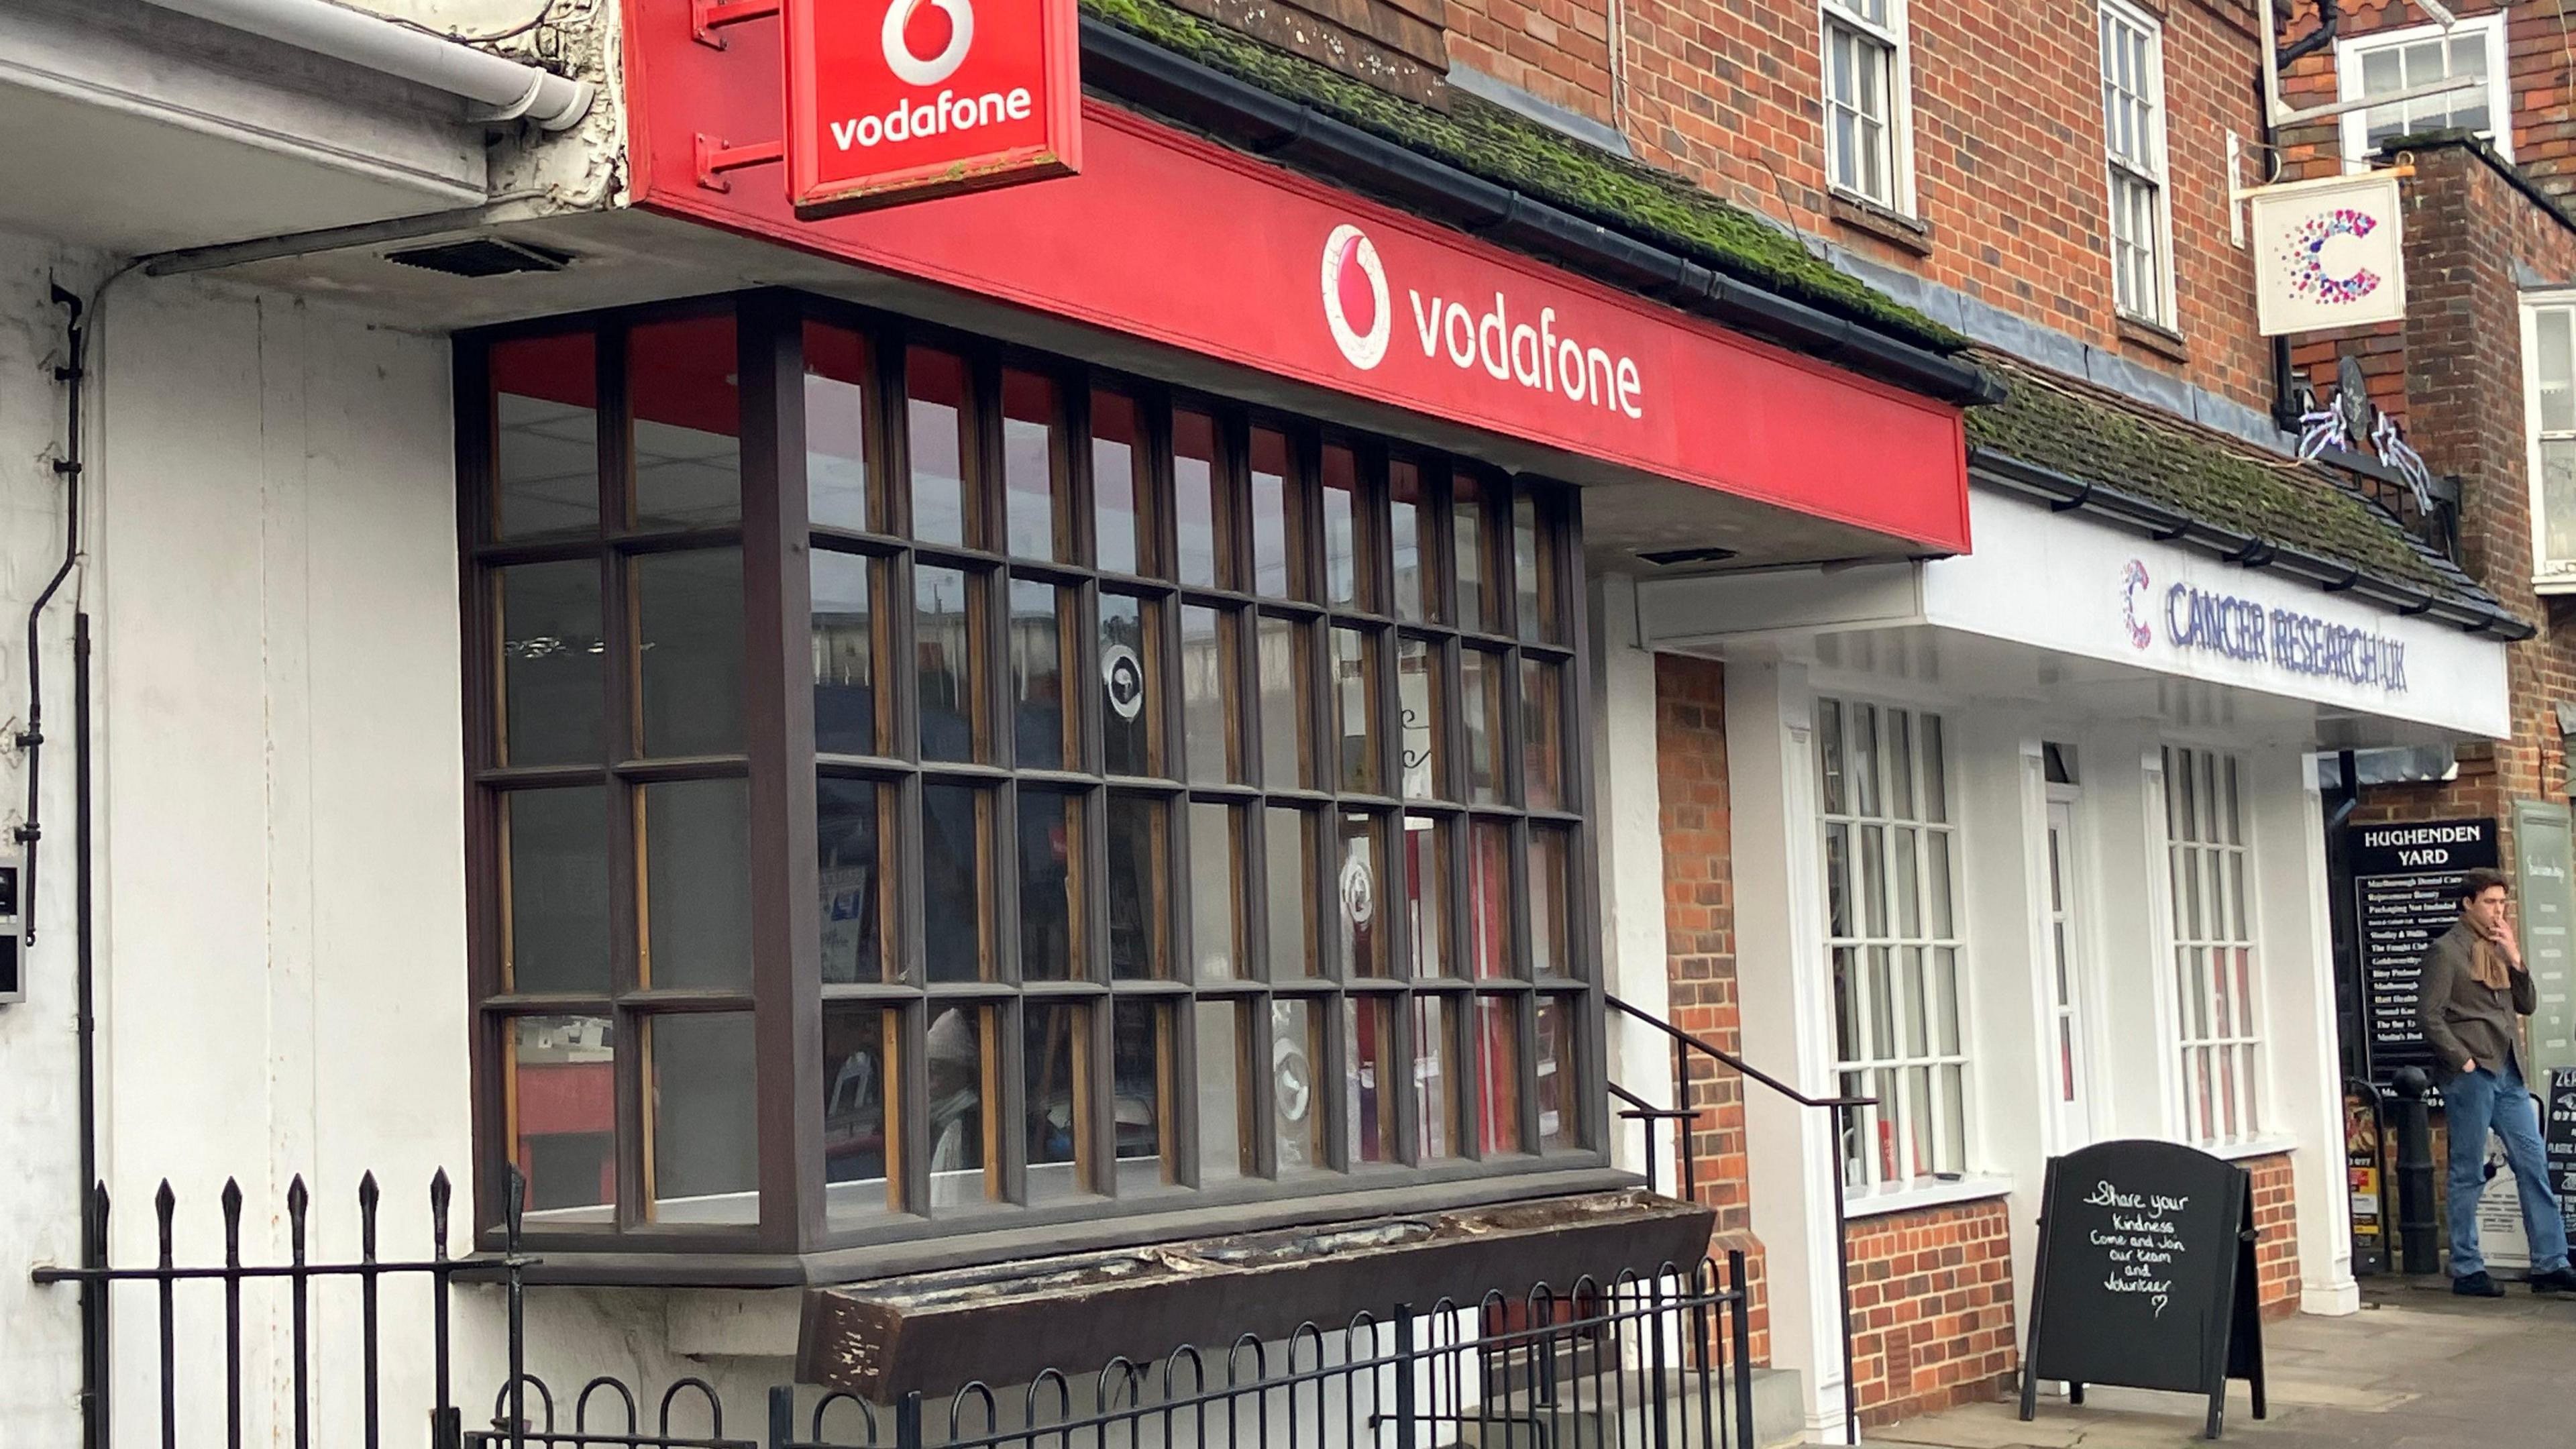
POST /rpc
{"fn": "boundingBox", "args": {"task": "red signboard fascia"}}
[623,0,1970,551]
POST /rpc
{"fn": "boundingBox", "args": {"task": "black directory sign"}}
[2019,1140,2265,1440]
[2347,818,2497,1083]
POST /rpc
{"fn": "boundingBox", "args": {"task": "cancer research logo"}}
[883,0,974,87]
[2279,207,2383,308]
[1320,224,1391,371]
[2121,559,2153,650]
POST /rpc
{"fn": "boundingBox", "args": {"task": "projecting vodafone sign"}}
[782,0,1080,218]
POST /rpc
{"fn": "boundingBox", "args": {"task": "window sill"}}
[2116,313,2190,363]
[1840,1173,2015,1221]
[1829,193,1934,258]
[2534,572,2576,597]
[2201,1133,2298,1164]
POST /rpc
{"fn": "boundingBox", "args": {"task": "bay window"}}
[462,294,1601,1258]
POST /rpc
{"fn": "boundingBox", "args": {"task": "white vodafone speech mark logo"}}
[884,0,974,87]
[1320,223,1391,371]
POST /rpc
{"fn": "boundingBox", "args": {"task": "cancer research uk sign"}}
[2249,172,2407,337]
[784,0,1080,219]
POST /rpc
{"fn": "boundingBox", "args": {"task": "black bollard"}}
[2392,1067,2439,1275]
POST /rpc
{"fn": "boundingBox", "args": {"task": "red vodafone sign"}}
[782,0,1079,218]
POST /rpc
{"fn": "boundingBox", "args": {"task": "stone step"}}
[1444,1364,1807,1449]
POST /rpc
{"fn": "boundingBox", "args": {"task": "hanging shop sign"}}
[2248,172,2408,337]
[2345,818,2496,1085]
[782,0,1081,217]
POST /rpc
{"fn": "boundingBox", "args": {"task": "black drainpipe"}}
[15,284,83,947]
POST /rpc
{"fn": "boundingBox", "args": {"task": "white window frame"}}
[2336,13,2512,169]
[2099,0,2175,329]
[2520,292,2576,590]
[2160,745,2266,1148]
[1820,0,1917,216]
[1816,695,1971,1195]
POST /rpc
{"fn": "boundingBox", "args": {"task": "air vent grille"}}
[384,238,573,278]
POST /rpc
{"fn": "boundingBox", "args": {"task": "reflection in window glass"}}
[1273,998,1324,1173]
[1018,788,1081,981]
[1174,409,1224,588]
[922,786,990,982]
[1026,1002,1089,1200]
[1194,1002,1250,1181]
[1404,816,1450,978]
[1333,627,1379,794]
[1267,806,1316,977]
[1189,802,1243,981]
[1522,659,1563,812]
[1250,427,1296,598]
[1470,821,1513,979]
[1338,813,1385,977]
[811,551,876,756]
[500,561,603,766]
[906,348,972,546]
[1462,648,1505,805]
[636,549,745,758]
[1181,605,1238,786]
[505,789,610,995]
[1477,997,1524,1154]
[1258,616,1310,788]
[492,332,599,540]
[1112,1000,1169,1187]
[817,780,882,985]
[1108,794,1167,979]
[916,566,983,763]
[649,1013,757,1222]
[1514,495,1556,642]
[1398,637,1443,800]
[1528,826,1572,981]
[1454,474,1492,631]
[1346,996,1399,1165]
[643,778,751,991]
[924,1006,992,1205]
[1093,391,1146,576]
[1322,443,1366,610]
[509,1015,616,1222]
[1389,460,1428,623]
[1101,594,1160,777]
[1536,996,1580,1151]
[1002,370,1062,561]
[1009,580,1070,771]
[629,315,742,529]
[1413,997,1460,1159]
[803,321,870,533]
[822,1006,894,1220]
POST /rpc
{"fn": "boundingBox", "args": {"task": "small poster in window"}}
[2249,172,2408,336]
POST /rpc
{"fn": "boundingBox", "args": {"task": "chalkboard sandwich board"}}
[2017,1140,2265,1440]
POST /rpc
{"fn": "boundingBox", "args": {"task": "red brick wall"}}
[2247,1152,2303,1321]
[1655,652,1770,1366]
[1843,1198,2019,1426]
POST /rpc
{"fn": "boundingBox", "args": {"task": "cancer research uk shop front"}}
[1635,481,2510,1424]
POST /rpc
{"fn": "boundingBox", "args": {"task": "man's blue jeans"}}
[2445,1060,2569,1277]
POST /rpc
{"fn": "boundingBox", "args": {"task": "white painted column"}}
[1590,574,1674,1179]
[2078,729,2182,1143]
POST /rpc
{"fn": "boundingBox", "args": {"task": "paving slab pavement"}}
[1855,1281,2576,1449]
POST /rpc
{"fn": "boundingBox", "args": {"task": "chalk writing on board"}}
[2082,1179,2188,1317]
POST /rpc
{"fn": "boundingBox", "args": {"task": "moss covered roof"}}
[1964,351,2488,602]
[1080,0,1962,352]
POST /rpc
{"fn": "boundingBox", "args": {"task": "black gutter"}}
[1968,445,2537,641]
[1077,17,2005,409]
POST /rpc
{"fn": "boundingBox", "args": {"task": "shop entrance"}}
[2045,790,2096,1148]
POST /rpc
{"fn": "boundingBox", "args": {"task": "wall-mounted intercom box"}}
[0,853,21,1004]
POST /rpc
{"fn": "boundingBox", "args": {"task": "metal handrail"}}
[1606,991,1872,1446]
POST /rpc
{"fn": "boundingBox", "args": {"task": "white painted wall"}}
[1591,574,1675,1179]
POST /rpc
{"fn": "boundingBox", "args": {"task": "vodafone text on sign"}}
[784,0,1080,219]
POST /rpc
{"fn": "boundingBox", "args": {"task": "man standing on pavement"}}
[2420,867,2576,1295]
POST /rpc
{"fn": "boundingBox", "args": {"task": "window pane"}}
[1258,615,1311,788]
[1399,637,1444,800]
[1332,627,1381,794]
[1454,474,1493,631]
[1346,996,1399,1165]
[1101,593,1161,777]
[1250,427,1297,598]
[1273,998,1325,1173]
[1413,997,1460,1159]
[906,347,972,547]
[641,778,751,992]
[1002,370,1063,561]
[1113,1000,1171,1187]
[1338,812,1387,977]
[924,1006,994,1205]
[818,779,884,985]
[1513,495,1556,642]
[1462,648,1506,805]
[492,333,599,540]
[2540,310,2575,431]
[1008,580,1071,771]
[1536,996,1580,1152]
[2544,439,2576,563]
[1181,605,1240,786]
[1093,390,1146,575]
[1817,698,1845,814]
[629,315,741,529]
[1018,788,1082,981]
[1921,714,1948,821]
[504,788,610,995]
[1194,1001,1250,1182]
[508,1015,614,1222]
[1390,460,1429,623]
[812,550,877,757]
[500,561,603,766]
[1189,802,1244,981]
[1470,821,1514,979]
[1521,658,1564,811]
[916,566,985,763]
[1025,1002,1091,1201]
[823,1005,894,1220]
[1477,996,1525,1154]
[648,1012,757,1224]
[636,549,745,758]
[1173,409,1224,588]
[1529,826,1572,979]
[922,785,991,982]
[1108,794,1169,980]
[1266,806,1318,977]
[1322,443,1369,610]
[1405,815,1451,978]
[803,321,870,533]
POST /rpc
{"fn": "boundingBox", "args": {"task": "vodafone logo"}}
[1321,225,1391,370]
[883,0,973,86]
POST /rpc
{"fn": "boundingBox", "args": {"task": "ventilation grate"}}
[384,237,573,278]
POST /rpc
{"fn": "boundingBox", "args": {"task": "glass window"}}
[641,779,752,991]
[1189,803,1244,982]
[2100,2,2170,326]
[916,566,986,763]
[906,347,973,547]
[1018,787,1082,981]
[1002,370,1064,562]
[1181,605,1240,786]
[491,333,599,541]
[649,1013,758,1222]
[822,1006,894,1220]
[508,1016,616,1222]
[504,788,610,995]
[817,780,885,985]
[2527,301,2576,579]
[2165,747,2261,1145]
[1823,0,1907,210]
[1107,794,1168,980]
[636,550,745,758]
[629,315,743,529]
[1101,592,1161,777]
[1250,427,1299,599]
[498,561,603,767]
[2340,17,2504,162]
[812,551,878,757]
[803,321,871,533]
[1173,409,1225,589]
[1093,390,1148,576]
[1008,579,1072,771]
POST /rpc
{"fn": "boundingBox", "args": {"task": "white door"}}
[2045,796,2096,1147]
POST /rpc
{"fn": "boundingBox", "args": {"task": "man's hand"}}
[2489,921,2526,971]
[2463,1057,2479,1074]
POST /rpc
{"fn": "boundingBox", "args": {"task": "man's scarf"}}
[2473,936,2512,990]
